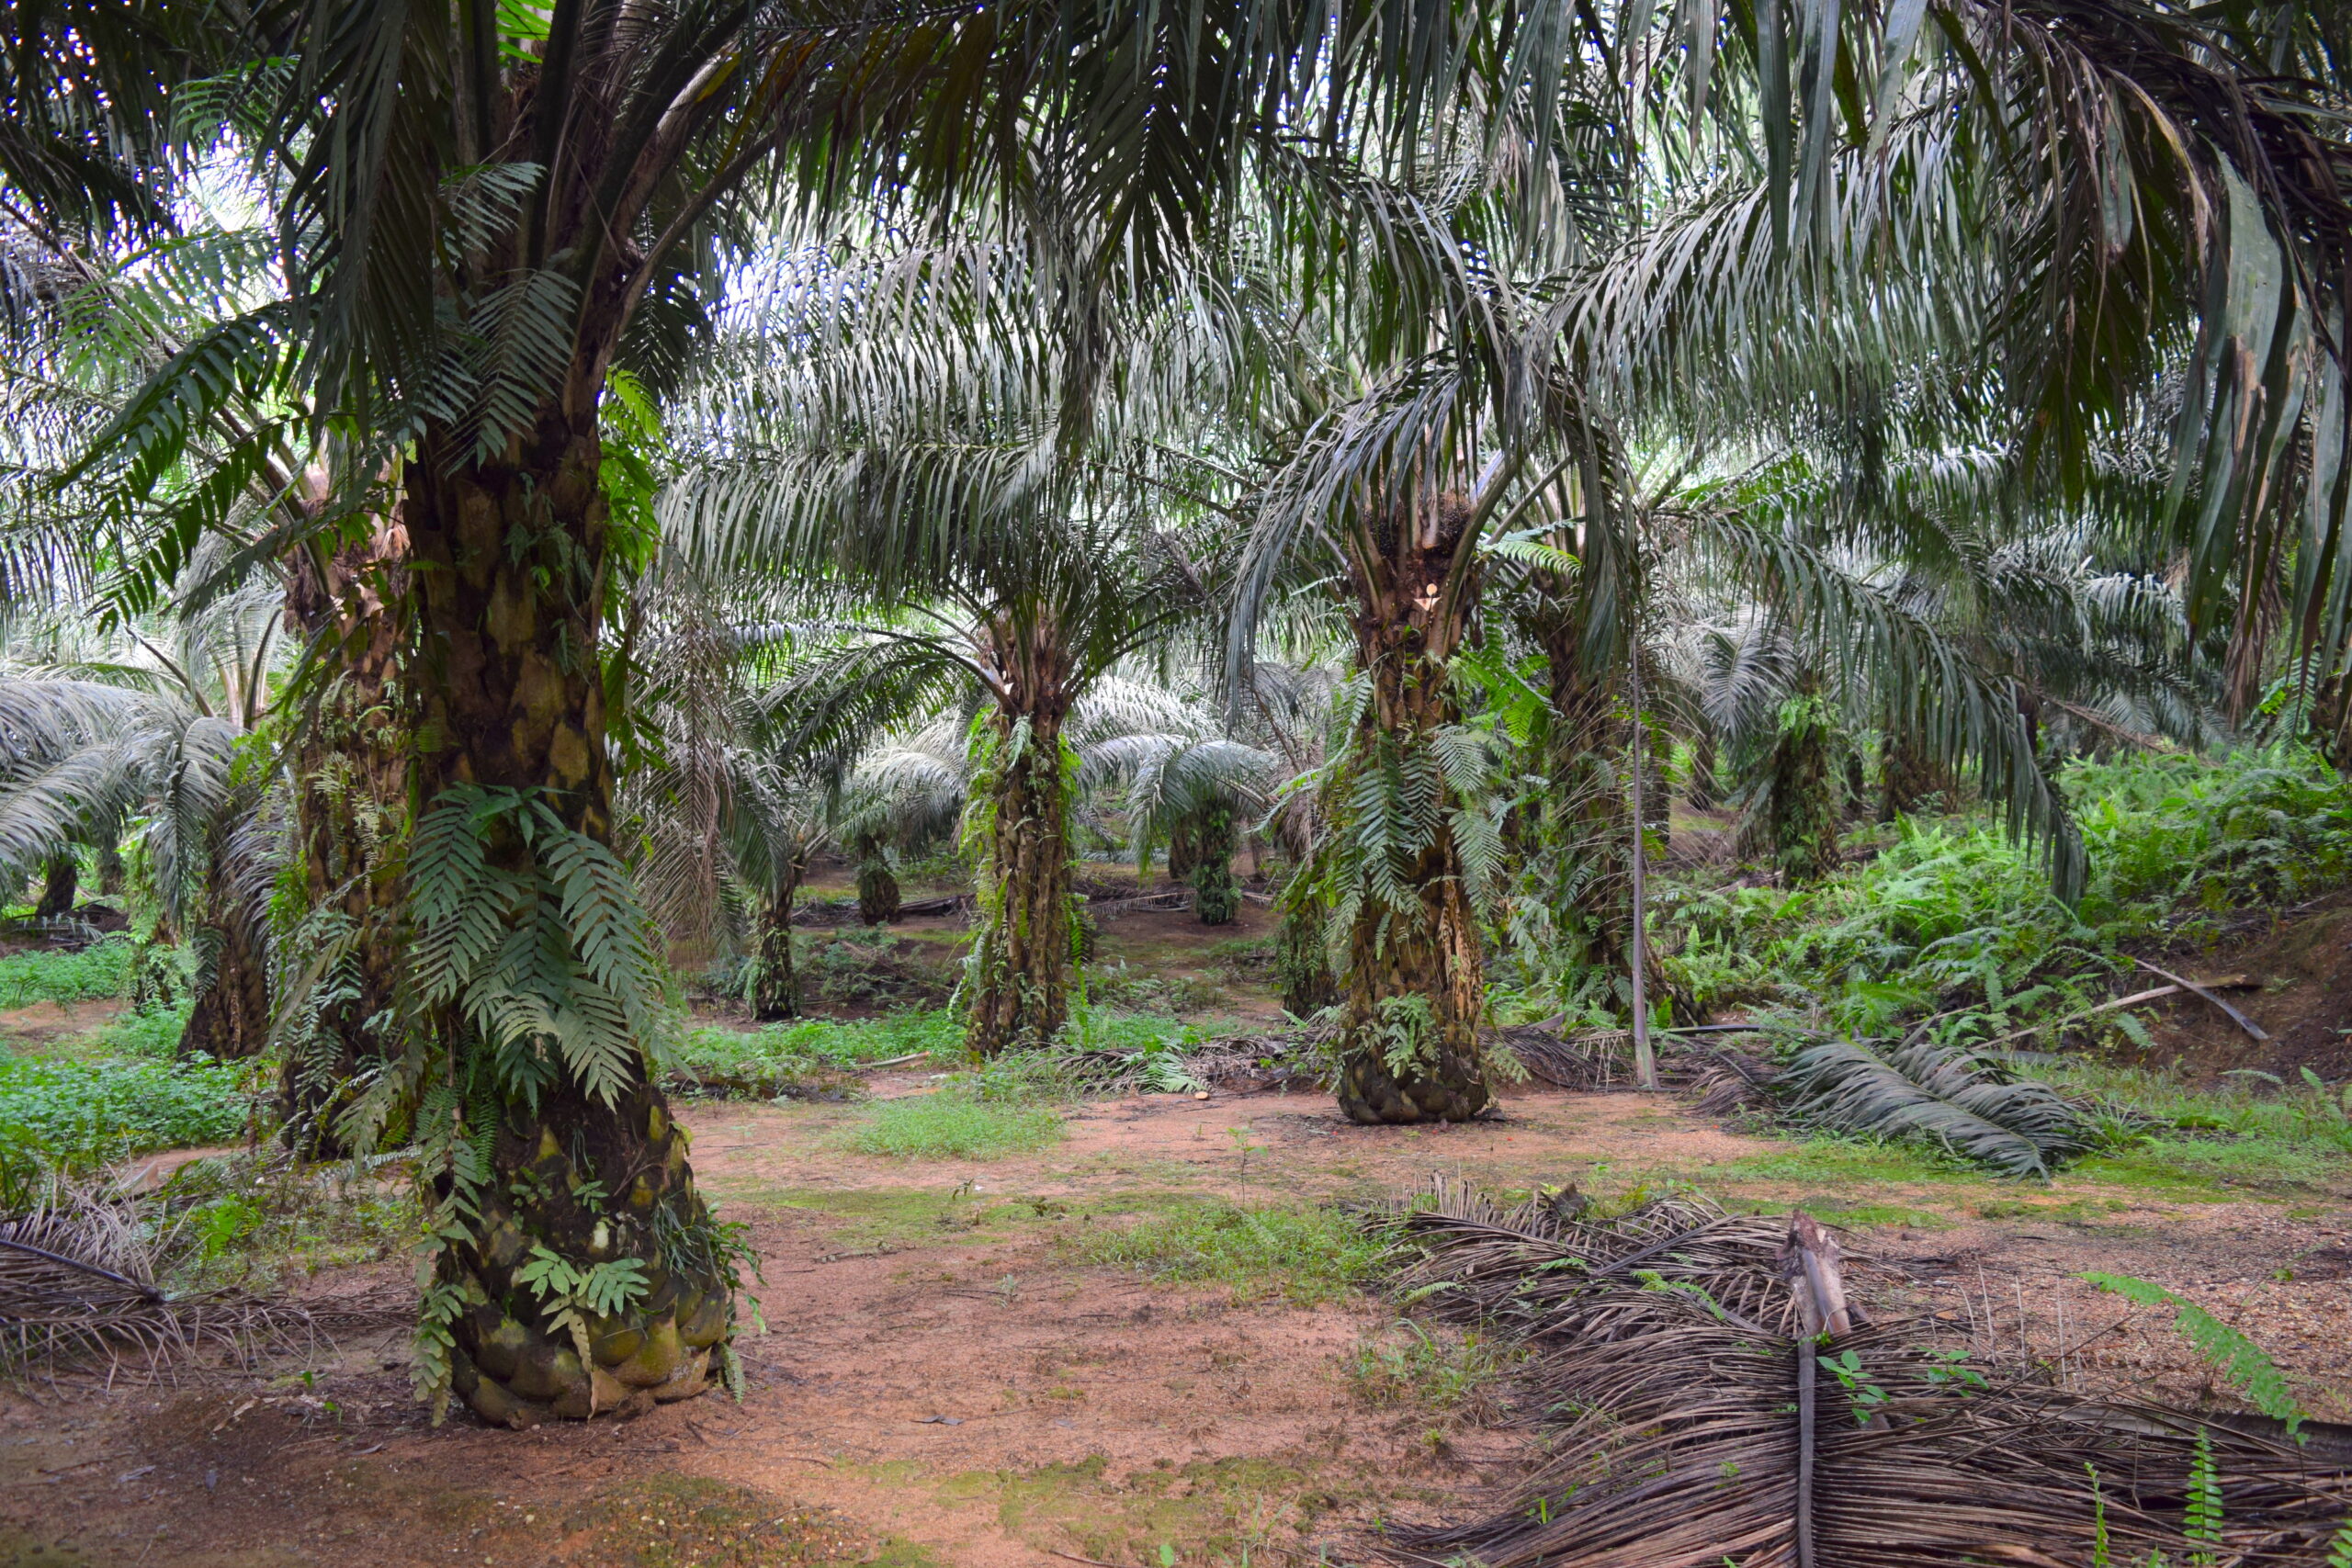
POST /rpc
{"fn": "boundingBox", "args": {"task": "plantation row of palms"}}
[1,0,2345,1426]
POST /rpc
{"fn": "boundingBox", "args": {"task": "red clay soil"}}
[2120,897,2352,1083]
[0,1079,2346,1567]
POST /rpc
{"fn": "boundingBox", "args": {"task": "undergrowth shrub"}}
[0,1051,256,1175]
[1661,748,2352,1043]
[673,1010,961,1077]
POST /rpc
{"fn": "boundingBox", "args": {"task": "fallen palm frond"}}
[1386,1178,1804,1338]
[1377,1180,2351,1568]
[1779,1037,2097,1176]
[0,1182,339,1379]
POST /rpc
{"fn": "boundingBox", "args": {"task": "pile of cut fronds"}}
[0,1181,328,1377]
[1378,1179,2350,1566]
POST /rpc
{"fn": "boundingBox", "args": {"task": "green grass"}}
[845,1090,1064,1159]
[1076,1201,1382,1304]
[0,1049,256,1180]
[2026,1059,2352,1190]
[2078,1138,2345,1192]
[0,938,136,1007]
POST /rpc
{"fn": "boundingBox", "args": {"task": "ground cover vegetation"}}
[1,0,2350,1557]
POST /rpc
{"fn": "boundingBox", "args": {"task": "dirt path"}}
[3,1082,2347,1567]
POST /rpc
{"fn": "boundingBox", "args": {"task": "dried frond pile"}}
[1378,1178,2351,1566]
[0,1183,344,1379]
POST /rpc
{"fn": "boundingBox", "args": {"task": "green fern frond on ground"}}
[2082,1272,2305,1438]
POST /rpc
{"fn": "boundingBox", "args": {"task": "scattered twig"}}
[1048,1551,1125,1568]
[2132,960,2270,1042]
[852,1052,931,1072]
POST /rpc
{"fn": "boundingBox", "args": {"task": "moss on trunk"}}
[964,708,1074,1055]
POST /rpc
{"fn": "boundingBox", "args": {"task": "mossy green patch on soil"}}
[935,1453,1341,1567]
[1702,1135,1981,1187]
[560,1475,934,1568]
[1073,1200,1382,1304]
[718,1182,1204,1253]
[1786,1198,1956,1231]
[0,1529,90,1568]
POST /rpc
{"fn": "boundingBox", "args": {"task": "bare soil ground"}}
[3,1062,2346,1568]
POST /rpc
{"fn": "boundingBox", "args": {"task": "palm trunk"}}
[1273,868,1339,1019]
[95,844,123,897]
[403,415,726,1427]
[750,884,800,1021]
[1190,804,1238,925]
[180,908,270,1060]
[854,834,899,925]
[279,526,408,1156]
[1329,498,1490,1124]
[965,703,1074,1056]
[33,852,75,919]
[1524,605,1684,1017]
[1761,694,1844,883]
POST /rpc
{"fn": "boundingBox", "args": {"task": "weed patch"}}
[0,1050,254,1179]
[679,1010,962,1072]
[1350,1320,1518,1420]
[156,1152,419,1291]
[0,939,135,1008]
[1076,1201,1380,1304]
[846,1092,1063,1159]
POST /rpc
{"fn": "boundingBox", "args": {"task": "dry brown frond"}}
[0,1181,367,1382]
[1377,1181,2352,1567]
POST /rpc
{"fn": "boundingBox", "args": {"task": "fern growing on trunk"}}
[351,785,750,1427]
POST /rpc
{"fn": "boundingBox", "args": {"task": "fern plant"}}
[345,783,744,1426]
[2081,1273,2307,1439]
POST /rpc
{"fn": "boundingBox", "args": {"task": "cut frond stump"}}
[1376,1179,2351,1568]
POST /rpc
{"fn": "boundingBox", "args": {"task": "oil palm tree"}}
[14,0,2346,1418]
[0,583,285,1059]
[668,236,1236,1055]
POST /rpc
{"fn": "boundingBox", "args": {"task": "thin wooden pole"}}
[1629,646,1657,1090]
